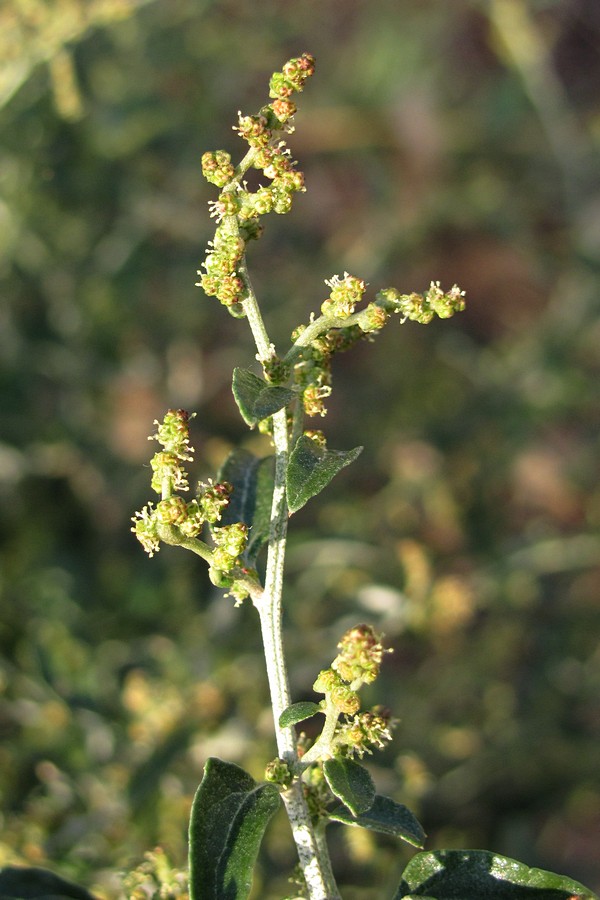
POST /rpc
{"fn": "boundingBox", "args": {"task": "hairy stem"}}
[242,288,341,900]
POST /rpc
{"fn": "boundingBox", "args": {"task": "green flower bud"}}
[215,274,245,306]
[332,624,387,686]
[426,281,466,318]
[265,758,292,786]
[198,480,232,523]
[321,273,366,318]
[237,113,271,144]
[268,73,295,100]
[263,354,291,384]
[282,53,316,87]
[313,667,359,712]
[156,496,188,526]
[271,97,297,124]
[212,521,248,558]
[178,499,205,538]
[209,192,242,220]
[249,186,275,216]
[330,683,360,715]
[374,282,465,324]
[271,188,293,215]
[198,273,219,296]
[312,667,338,694]
[201,150,235,187]
[151,409,194,460]
[150,450,189,494]
[131,504,160,557]
[334,707,395,757]
[357,302,389,333]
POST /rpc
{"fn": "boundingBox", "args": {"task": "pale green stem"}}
[296,696,340,769]
[242,282,341,900]
[283,310,365,366]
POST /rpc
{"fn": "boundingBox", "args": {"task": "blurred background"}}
[1,1,599,897]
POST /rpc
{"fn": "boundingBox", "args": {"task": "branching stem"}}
[242,279,341,900]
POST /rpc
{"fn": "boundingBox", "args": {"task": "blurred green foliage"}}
[0,1,599,898]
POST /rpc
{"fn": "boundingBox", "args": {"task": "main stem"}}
[242,280,341,900]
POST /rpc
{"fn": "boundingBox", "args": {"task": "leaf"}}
[394,850,599,899]
[286,435,363,514]
[279,701,322,728]
[0,865,97,899]
[232,367,295,427]
[188,757,281,900]
[218,449,274,563]
[329,793,426,848]
[323,757,375,816]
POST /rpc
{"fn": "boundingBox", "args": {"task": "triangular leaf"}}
[329,793,426,848]
[279,701,322,728]
[188,757,281,900]
[232,368,295,427]
[394,849,599,899]
[323,757,375,816]
[218,449,274,563]
[0,865,96,899]
[286,435,363,514]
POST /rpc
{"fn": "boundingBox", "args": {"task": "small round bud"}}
[198,480,232,523]
[357,303,388,333]
[201,150,235,187]
[271,98,297,124]
[265,758,292,786]
[330,683,360,715]
[332,624,388,686]
[269,73,295,100]
[263,354,291,384]
[212,522,248,558]
[151,450,189,494]
[216,274,246,307]
[156,496,188,526]
[210,192,242,219]
[151,410,194,460]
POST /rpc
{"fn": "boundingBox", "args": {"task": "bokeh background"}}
[1,1,599,898]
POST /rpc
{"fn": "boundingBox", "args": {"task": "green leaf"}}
[286,434,363,514]
[188,757,281,900]
[218,449,274,563]
[279,701,322,728]
[232,367,295,427]
[0,865,96,899]
[394,850,599,899]
[329,793,426,848]
[323,757,375,816]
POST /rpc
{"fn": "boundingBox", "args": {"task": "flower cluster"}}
[334,706,395,759]
[332,623,388,685]
[314,625,388,707]
[122,847,188,899]
[376,281,466,323]
[289,276,465,417]
[196,53,316,316]
[264,757,293,787]
[321,272,366,318]
[131,410,248,578]
[302,625,395,763]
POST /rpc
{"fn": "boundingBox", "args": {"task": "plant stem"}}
[242,280,341,900]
